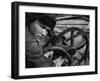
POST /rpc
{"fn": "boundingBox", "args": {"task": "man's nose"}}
[41,29,47,36]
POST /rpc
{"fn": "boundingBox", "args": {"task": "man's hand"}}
[53,56,65,67]
[44,51,54,60]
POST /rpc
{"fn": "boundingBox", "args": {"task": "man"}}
[25,15,56,68]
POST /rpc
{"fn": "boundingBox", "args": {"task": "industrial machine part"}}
[43,27,89,66]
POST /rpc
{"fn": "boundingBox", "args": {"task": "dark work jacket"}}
[25,27,55,68]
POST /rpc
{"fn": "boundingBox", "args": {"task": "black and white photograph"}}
[11,1,97,79]
[25,13,89,68]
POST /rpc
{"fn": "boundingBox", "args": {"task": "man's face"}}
[30,20,51,40]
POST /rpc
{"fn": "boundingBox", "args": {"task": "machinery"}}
[43,26,89,66]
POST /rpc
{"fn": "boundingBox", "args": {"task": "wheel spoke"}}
[71,30,74,47]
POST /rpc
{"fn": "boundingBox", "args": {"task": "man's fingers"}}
[44,51,53,58]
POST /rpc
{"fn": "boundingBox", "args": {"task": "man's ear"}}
[47,30,55,37]
[50,30,55,37]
